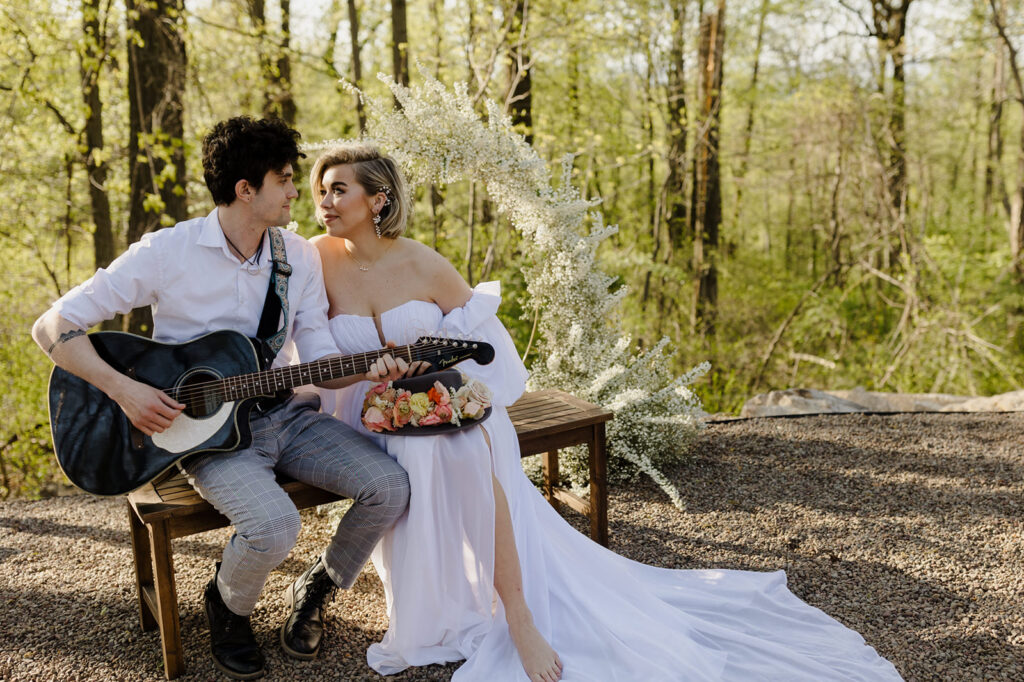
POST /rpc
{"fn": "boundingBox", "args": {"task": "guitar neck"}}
[162,335,491,411]
[219,344,418,401]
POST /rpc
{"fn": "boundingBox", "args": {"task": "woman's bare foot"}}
[508,612,562,682]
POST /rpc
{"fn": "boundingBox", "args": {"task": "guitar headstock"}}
[413,336,495,368]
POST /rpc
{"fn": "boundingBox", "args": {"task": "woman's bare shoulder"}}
[310,234,342,262]
[396,239,472,312]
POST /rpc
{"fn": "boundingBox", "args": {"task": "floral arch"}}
[315,73,709,508]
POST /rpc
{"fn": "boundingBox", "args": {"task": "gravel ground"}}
[1,412,1022,681]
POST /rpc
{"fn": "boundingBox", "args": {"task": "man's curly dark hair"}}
[202,116,305,206]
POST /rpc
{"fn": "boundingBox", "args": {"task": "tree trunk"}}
[80,0,114,268]
[983,18,1007,223]
[828,120,846,286]
[323,0,356,135]
[246,0,271,108]
[274,0,296,125]
[567,33,580,143]
[691,0,725,337]
[247,0,295,125]
[990,0,1024,277]
[126,0,187,336]
[731,0,769,231]
[347,0,366,131]
[392,0,409,107]
[507,0,532,144]
[870,0,915,268]
[663,0,688,251]
[81,0,119,330]
[650,0,688,320]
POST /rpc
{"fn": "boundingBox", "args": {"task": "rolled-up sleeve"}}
[52,232,162,328]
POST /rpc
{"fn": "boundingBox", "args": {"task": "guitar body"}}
[48,330,262,496]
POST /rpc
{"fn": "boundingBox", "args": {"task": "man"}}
[32,116,410,680]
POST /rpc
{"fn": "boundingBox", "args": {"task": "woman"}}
[310,142,903,681]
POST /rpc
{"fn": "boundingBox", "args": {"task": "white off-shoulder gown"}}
[317,282,903,681]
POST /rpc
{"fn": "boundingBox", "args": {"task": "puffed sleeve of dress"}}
[439,281,529,408]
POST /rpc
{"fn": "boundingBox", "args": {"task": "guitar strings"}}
[168,344,443,404]
[169,354,431,406]
[166,341,477,407]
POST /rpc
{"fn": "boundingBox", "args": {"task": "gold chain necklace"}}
[345,240,393,272]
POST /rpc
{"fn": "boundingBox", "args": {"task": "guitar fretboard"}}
[167,340,477,409]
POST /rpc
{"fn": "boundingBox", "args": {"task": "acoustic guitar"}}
[48,330,494,496]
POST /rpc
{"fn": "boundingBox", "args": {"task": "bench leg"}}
[541,450,561,513]
[149,520,185,680]
[589,422,609,547]
[128,502,158,631]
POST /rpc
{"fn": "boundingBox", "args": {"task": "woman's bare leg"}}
[492,473,562,682]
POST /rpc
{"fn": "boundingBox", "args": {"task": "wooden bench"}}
[127,388,612,679]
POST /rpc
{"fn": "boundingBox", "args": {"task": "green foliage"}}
[0,277,63,499]
[3,0,1024,499]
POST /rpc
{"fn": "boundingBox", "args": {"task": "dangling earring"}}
[373,213,383,239]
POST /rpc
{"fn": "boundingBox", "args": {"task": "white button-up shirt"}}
[52,208,338,368]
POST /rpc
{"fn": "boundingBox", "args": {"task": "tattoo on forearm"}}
[47,329,86,355]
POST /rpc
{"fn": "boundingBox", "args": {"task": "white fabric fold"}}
[440,281,529,408]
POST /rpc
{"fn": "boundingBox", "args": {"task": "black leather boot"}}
[280,555,338,660]
[204,564,265,680]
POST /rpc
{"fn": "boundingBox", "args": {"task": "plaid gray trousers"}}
[183,392,409,615]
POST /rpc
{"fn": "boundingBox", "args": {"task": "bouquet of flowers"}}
[361,369,493,434]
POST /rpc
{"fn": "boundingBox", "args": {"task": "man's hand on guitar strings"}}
[113,379,185,436]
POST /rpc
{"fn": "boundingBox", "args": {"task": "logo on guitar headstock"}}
[416,336,492,368]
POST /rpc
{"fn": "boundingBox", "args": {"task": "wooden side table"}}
[506,389,613,546]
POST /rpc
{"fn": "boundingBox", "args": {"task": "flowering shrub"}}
[315,70,709,508]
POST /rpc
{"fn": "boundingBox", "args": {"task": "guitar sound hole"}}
[178,370,223,419]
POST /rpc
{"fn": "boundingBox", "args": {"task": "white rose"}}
[464,378,492,406]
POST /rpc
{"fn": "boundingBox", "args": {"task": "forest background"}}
[2,0,1024,499]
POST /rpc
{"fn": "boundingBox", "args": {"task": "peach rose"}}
[362,406,394,433]
[418,412,443,426]
[433,403,454,423]
[461,400,485,420]
[392,391,413,428]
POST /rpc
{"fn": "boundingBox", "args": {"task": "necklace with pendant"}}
[224,231,265,275]
[345,240,393,272]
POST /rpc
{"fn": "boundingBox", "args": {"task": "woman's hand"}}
[366,341,434,382]
[402,360,432,377]
[365,352,409,383]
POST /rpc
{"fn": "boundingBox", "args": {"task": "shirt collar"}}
[198,207,271,269]
[197,207,230,252]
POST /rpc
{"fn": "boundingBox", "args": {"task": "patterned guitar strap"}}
[254,226,292,369]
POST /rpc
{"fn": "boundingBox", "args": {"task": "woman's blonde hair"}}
[309,142,410,238]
